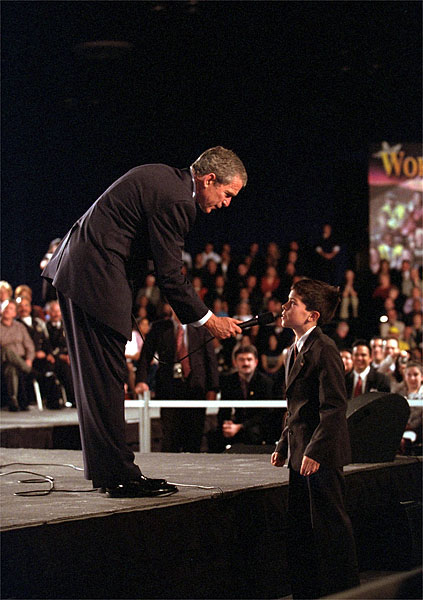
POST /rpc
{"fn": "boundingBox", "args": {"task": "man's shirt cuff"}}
[191,310,212,327]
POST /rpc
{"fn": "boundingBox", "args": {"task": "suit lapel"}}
[286,328,319,391]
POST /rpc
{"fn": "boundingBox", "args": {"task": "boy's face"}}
[281,290,313,331]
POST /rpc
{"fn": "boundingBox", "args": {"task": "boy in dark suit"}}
[271,278,359,599]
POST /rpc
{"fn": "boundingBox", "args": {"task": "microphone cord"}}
[131,313,216,366]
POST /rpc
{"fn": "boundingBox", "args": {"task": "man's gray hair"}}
[191,146,247,186]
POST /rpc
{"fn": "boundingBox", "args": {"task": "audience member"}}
[345,340,390,398]
[340,349,353,374]
[14,285,45,320]
[17,297,63,409]
[370,337,385,369]
[209,344,280,452]
[379,307,405,339]
[219,248,236,281]
[135,309,219,453]
[244,242,265,277]
[314,223,340,284]
[405,312,423,351]
[400,362,423,455]
[136,274,161,311]
[1,300,35,411]
[40,238,61,303]
[260,333,285,393]
[403,286,423,316]
[125,318,148,398]
[260,266,280,301]
[339,269,359,320]
[264,242,282,272]
[46,300,75,407]
[331,321,353,351]
[0,281,13,314]
[199,242,221,267]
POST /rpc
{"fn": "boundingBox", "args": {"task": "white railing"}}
[125,392,422,453]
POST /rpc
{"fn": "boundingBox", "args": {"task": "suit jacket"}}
[46,321,68,357]
[136,318,219,399]
[42,165,208,339]
[219,369,281,444]
[275,327,351,471]
[17,317,52,355]
[345,366,391,398]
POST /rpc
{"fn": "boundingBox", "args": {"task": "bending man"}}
[42,146,246,498]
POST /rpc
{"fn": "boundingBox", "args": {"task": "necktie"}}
[354,375,362,397]
[176,324,191,379]
[240,377,248,399]
[287,345,297,374]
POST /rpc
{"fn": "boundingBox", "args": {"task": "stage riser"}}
[2,462,421,600]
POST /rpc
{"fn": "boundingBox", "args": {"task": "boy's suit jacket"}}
[42,165,208,339]
[275,327,351,471]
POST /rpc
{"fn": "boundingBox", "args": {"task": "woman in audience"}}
[340,269,359,320]
[400,361,423,455]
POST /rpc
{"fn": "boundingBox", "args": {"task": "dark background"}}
[2,1,422,303]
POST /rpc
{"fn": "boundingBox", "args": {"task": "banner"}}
[369,142,422,274]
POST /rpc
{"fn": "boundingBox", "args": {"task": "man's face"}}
[48,303,62,322]
[371,339,384,362]
[1,301,17,323]
[17,298,31,318]
[385,339,399,356]
[352,345,371,373]
[196,174,243,214]
[235,352,258,377]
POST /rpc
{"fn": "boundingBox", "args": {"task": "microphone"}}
[238,311,276,330]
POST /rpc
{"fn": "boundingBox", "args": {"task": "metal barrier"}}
[124,392,422,453]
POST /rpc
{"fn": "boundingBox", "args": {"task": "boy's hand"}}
[300,455,320,476]
[271,451,286,467]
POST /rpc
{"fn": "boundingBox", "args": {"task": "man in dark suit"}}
[42,146,247,498]
[271,279,359,599]
[135,310,219,452]
[210,344,280,452]
[346,340,391,398]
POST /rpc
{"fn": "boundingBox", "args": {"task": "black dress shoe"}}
[106,477,178,498]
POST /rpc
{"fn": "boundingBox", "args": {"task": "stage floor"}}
[1,448,290,530]
[1,449,421,599]
[0,448,420,531]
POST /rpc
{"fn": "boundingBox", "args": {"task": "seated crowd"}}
[1,231,422,453]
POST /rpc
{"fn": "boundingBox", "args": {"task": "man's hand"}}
[222,420,243,438]
[134,382,149,395]
[300,455,320,476]
[204,314,242,339]
[271,451,286,467]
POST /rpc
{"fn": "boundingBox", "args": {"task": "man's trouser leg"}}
[58,293,142,488]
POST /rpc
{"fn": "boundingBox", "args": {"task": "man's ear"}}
[203,173,217,186]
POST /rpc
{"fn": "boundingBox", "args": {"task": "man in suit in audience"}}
[346,340,391,398]
[210,344,279,452]
[42,147,246,497]
[46,300,75,407]
[135,309,219,452]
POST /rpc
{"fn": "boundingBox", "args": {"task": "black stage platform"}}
[1,448,421,599]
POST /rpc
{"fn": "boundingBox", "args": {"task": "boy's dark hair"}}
[291,278,341,325]
[233,344,258,360]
